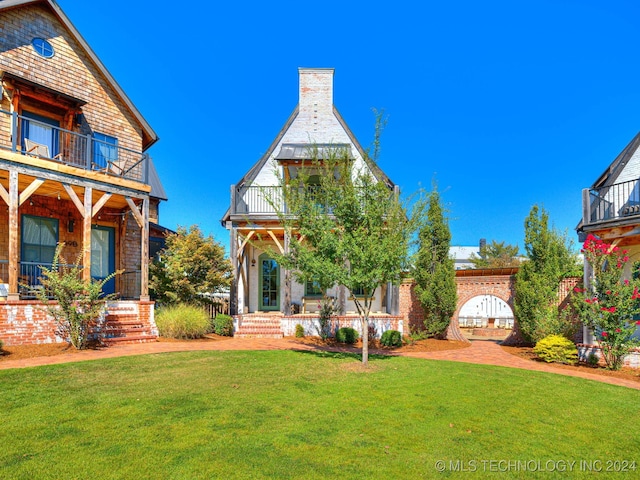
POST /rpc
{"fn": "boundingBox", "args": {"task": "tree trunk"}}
[362,315,369,365]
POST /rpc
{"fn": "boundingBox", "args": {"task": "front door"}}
[259,254,280,311]
[91,226,115,295]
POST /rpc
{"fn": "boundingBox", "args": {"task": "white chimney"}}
[298,68,334,115]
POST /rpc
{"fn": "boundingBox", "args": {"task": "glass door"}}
[91,226,115,295]
[259,254,280,311]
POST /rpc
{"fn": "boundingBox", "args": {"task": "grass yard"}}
[1,350,638,479]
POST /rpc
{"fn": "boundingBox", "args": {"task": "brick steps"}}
[100,308,157,345]
[235,315,283,338]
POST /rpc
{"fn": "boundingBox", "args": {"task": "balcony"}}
[232,185,285,216]
[0,109,149,184]
[583,178,640,225]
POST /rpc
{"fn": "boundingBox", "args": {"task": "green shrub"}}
[533,334,578,365]
[380,329,402,347]
[295,324,305,338]
[213,314,234,337]
[0,338,4,353]
[156,304,210,339]
[586,352,600,367]
[336,327,358,344]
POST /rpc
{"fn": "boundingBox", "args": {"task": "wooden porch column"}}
[283,232,291,315]
[229,225,238,315]
[82,186,92,282]
[140,197,150,301]
[8,170,19,300]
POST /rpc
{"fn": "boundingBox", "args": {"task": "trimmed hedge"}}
[533,334,578,365]
[380,329,402,347]
[213,314,234,336]
[336,327,358,344]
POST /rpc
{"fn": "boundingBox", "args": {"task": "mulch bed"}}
[501,345,640,384]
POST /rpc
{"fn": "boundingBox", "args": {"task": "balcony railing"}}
[0,109,149,184]
[584,178,640,225]
[0,261,143,300]
[233,185,285,215]
[231,185,369,216]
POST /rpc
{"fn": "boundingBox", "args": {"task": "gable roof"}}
[220,104,395,225]
[590,131,640,189]
[0,0,158,150]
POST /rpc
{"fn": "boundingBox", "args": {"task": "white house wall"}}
[246,244,383,314]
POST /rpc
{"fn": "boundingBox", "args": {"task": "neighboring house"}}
[577,131,640,352]
[450,245,480,270]
[221,68,401,332]
[0,0,166,344]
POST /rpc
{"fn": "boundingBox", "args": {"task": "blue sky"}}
[59,0,640,254]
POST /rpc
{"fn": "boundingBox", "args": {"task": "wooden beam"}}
[18,178,44,206]
[91,193,112,218]
[8,170,19,298]
[267,230,284,254]
[125,197,143,228]
[83,187,92,282]
[140,197,150,300]
[237,231,255,263]
[0,182,8,205]
[63,183,85,216]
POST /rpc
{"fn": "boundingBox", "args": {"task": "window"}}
[21,111,60,156]
[21,215,59,288]
[305,279,322,296]
[93,132,118,169]
[32,38,54,58]
[352,286,366,297]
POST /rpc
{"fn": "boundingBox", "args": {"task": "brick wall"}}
[0,299,156,346]
[399,275,581,341]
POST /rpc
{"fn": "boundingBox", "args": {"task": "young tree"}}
[37,243,118,349]
[150,225,232,307]
[469,240,520,268]
[412,186,457,337]
[514,205,582,343]
[271,145,418,366]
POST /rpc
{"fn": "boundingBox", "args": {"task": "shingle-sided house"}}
[0,0,166,345]
[578,132,640,364]
[221,68,403,337]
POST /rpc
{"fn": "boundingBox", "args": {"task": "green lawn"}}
[1,350,638,479]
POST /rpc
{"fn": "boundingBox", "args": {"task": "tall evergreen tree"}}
[413,186,457,337]
[514,205,581,343]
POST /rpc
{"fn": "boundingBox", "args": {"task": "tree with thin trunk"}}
[270,143,419,365]
[412,185,457,337]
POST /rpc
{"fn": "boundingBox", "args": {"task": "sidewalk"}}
[1,337,638,390]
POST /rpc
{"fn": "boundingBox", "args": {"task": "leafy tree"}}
[37,243,118,349]
[412,186,457,337]
[513,205,581,343]
[149,225,232,307]
[469,240,520,268]
[271,143,418,366]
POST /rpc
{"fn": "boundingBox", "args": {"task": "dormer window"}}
[31,38,54,58]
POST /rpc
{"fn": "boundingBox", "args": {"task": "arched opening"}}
[458,294,514,340]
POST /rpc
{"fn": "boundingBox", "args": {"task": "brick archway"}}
[447,269,518,342]
[400,268,521,343]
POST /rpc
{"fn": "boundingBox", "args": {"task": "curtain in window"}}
[93,132,118,169]
[21,216,58,264]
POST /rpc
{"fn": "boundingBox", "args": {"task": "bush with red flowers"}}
[576,234,640,370]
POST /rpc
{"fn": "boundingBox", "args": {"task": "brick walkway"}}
[1,338,638,390]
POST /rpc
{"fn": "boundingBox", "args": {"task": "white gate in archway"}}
[458,294,514,329]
